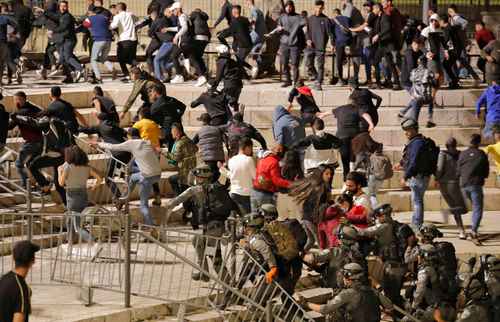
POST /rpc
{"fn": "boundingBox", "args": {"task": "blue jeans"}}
[408,175,430,228]
[154,42,173,81]
[91,40,113,79]
[129,172,161,226]
[250,189,275,213]
[483,121,500,140]
[362,46,373,81]
[66,188,92,242]
[15,141,42,188]
[462,185,484,233]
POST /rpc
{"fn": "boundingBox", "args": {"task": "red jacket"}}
[475,28,495,49]
[317,205,369,249]
[253,154,290,193]
[345,205,369,229]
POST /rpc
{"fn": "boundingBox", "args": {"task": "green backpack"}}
[263,221,300,261]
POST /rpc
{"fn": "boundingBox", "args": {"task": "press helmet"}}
[336,224,359,245]
[243,213,265,229]
[342,263,365,280]
[259,204,278,222]
[192,165,213,179]
[419,223,443,242]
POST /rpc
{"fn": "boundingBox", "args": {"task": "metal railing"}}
[0,208,314,320]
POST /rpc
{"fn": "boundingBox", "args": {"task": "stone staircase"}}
[1,83,498,214]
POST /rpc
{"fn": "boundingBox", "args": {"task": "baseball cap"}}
[429,13,439,21]
[13,240,40,267]
[401,118,419,130]
[169,2,182,10]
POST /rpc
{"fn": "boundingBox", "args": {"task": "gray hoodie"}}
[277,13,306,47]
[272,105,305,149]
[99,140,161,178]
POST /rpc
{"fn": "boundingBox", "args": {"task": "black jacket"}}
[349,88,382,132]
[211,54,244,89]
[374,12,392,46]
[191,92,230,121]
[458,147,490,187]
[288,87,320,115]
[213,0,232,28]
[226,119,267,152]
[306,14,332,51]
[293,132,342,151]
[150,95,186,129]
[79,119,126,145]
[47,11,77,42]
[12,3,33,39]
[0,105,9,146]
[8,102,43,143]
[190,10,210,38]
[218,16,252,50]
[46,99,79,134]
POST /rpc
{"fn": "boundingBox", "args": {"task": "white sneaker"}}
[251,66,259,79]
[195,76,207,87]
[170,75,184,84]
[182,58,191,74]
[73,70,83,83]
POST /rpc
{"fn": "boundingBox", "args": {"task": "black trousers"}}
[204,160,221,183]
[117,40,138,76]
[339,137,354,181]
[190,40,209,77]
[43,41,58,69]
[29,155,66,205]
[146,38,161,73]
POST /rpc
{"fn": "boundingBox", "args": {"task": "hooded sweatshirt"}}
[476,84,500,124]
[272,105,306,149]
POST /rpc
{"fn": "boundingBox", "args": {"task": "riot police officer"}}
[357,204,406,318]
[259,203,279,223]
[457,278,490,322]
[304,263,392,322]
[409,244,443,311]
[304,224,366,289]
[164,165,241,281]
[485,256,500,322]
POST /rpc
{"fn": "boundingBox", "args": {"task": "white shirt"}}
[228,154,256,196]
[353,193,372,213]
[111,11,137,42]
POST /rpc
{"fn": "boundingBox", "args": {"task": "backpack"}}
[40,117,73,156]
[369,153,394,180]
[205,183,235,221]
[418,137,440,176]
[263,220,304,261]
[434,241,460,300]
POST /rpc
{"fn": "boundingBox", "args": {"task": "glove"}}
[265,266,278,284]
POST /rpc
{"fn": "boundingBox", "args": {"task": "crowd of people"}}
[0,0,499,92]
[1,1,500,322]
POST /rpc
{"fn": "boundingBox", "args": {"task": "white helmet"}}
[216,44,229,55]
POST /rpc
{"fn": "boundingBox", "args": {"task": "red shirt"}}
[253,154,290,193]
[475,28,496,49]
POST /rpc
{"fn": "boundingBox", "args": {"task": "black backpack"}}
[282,219,308,251]
[39,117,73,155]
[434,241,460,300]
[418,137,440,176]
[205,183,235,221]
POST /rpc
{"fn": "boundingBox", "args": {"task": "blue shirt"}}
[0,15,15,43]
[88,14,112,42]
[476,84,500,124]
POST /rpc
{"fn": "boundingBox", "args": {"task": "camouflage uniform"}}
[165,177,237,280]
[486,256,500,322]
[357,214,406,317]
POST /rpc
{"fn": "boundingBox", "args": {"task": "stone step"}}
[0,232,66,256]
[74,105,483,129]
[373,188,500,212]
[1,85,485,112]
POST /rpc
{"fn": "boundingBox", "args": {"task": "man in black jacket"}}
[8,92,43,189]
[225,112,267,157]
[217,5,253,63]
[148,83,186,150]
[458,134,489,242]
[191,89,231,126]
[45,0,83,83]
[305,0,332,91]
[372,3,400,90]
[210,45,245,113]
[47,86,87,134]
